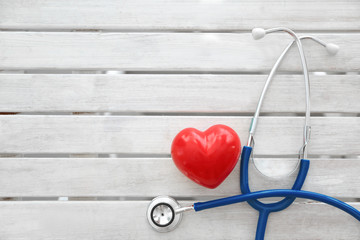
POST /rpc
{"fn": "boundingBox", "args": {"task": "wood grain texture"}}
[0,33,358,71]
[0,116,358,155]
[0,0,359,31]
[0,158,359,197]
[0,1,358,238]
[0,201,358,239]
[0,74,359,113]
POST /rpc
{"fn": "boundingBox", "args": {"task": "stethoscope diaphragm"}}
[147,196,182,232]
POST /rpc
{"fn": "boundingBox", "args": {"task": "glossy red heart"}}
[171,124,241,189]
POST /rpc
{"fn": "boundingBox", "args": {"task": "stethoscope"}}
[146,27,359,238]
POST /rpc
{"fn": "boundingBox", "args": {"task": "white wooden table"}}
[0,1,359,239]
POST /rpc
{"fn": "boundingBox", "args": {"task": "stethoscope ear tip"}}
[326,43,340,55]
[252,28,266,40]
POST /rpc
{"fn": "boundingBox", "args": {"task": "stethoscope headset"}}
[146,27,359,239]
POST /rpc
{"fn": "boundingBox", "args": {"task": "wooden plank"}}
[0,201,358,239]
[0,33,358,71]
[0,116,358,155]
[0,74,358,113]
[0,0,359,31]
[0,158,359,197]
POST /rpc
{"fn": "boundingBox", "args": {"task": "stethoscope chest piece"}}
[147,196,182,232]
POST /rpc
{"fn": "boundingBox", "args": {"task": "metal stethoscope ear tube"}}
[242,27,340,239]
[147,28,359,238]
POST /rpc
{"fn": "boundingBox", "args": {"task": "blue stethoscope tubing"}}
[192,146,360,239]
[193,189,360,222]
[240,146,309,240]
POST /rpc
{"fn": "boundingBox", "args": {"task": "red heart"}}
[171,124,241,189]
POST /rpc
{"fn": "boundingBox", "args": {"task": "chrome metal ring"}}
[150,202,175,227]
